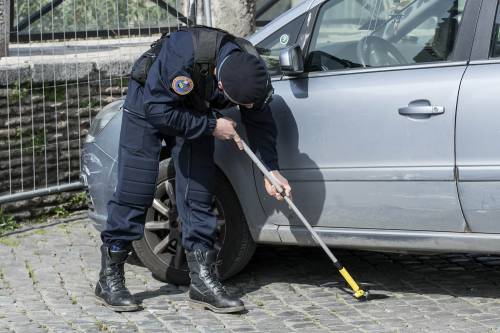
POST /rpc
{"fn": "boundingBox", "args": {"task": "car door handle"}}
[399,100,445,116]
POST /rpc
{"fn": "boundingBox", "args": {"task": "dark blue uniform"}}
[101,30,279,252]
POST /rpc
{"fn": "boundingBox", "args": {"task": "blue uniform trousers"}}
[101,109,217,252]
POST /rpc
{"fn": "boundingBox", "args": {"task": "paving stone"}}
[2,213,500,332]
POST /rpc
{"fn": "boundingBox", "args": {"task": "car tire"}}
[132,158,256,285]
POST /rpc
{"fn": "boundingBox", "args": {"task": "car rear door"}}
[456,0,500,233]
[254,0,478,232]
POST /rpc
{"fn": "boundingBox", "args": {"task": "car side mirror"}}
[279,45,304,76]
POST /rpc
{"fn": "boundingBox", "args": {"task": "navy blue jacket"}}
[124,30,279,171]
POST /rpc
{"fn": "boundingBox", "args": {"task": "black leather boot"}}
[186,249,245,313]
[95,245,141,312]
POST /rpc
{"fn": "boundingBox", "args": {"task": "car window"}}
[306,0,467,72]
[256,14,307,76]
[491,3,500,58]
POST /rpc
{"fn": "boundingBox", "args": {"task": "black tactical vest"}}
[130,26,260,111]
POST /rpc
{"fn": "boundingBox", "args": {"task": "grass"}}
[69,192,87,206]
[54,206,69,218]
[0,191,87,236]
[0,237,20,248]
[0,210,18,236]
[43,84,67,102]
[80,97,101,109]
[34,229,47,235]
[25,260,37,285]
[111,77,129,87]
[0,191,87,241]
[32,214,48,225]
[8,81,30,102]
[57,223,67,230]
[28,130,46,155]
[58,223,71,235]
[96,320,109,331]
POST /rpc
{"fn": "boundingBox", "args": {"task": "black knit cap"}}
[219,52,269,105]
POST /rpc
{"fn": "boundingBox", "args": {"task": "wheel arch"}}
[213,143,280,244]
[158,140,280,244]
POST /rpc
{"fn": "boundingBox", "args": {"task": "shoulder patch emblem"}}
[172,76,194,95]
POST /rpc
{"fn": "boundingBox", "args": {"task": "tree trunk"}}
[211,0,256,37]
[0,0,9,58]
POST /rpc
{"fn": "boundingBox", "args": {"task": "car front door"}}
[255,0,476,232]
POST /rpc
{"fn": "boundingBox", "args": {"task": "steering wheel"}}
[356,36,407,68]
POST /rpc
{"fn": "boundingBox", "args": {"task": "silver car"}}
[81,0,500,285]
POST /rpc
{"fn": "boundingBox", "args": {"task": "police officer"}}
[95,27,292,313]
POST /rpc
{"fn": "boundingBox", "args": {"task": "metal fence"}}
[8,0,196,42]
[0,0,195,205]
[0,0,296,205]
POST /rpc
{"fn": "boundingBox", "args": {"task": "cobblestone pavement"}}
[2,212,500,333]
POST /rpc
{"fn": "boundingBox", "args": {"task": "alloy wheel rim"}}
[143,177,226,271]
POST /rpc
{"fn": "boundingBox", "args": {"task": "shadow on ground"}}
[230,245,500,301]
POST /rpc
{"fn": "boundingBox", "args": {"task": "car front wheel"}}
[132,158,256,285]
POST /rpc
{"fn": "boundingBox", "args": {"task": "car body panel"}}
[82,141,117,229]
[82,0,500,254]
[212,108,282,243]
[81,108,122,229]
[277,225,500,254]
[456,62,500,233]
[255,64,467,232]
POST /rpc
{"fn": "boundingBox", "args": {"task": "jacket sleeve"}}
[143,32,217,139]
[241,103,279,171]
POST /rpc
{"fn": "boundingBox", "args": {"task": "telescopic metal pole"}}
[240,140,368,300]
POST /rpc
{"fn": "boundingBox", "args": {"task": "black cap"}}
[219,52,269,105]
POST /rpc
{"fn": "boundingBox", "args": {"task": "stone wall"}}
[1,190,88,223]
[0,64,130,221]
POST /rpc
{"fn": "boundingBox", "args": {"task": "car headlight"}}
[85,99,123,143]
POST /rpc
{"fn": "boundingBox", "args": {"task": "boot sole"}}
[189,300,245,313]
[95,295,142,312]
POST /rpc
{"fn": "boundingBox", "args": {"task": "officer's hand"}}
[264,171,292,201]
[213,117,243,150]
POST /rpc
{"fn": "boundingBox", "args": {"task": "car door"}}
[456,0,500,233]
[254,0,476,232]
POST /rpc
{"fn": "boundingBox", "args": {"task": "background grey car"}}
[81,0,500,285]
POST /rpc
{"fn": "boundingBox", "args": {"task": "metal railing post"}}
[0,0,9,58]
[188,0,196,25]
[204,0,212,26]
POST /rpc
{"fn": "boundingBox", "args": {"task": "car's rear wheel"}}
[133,158,256,285]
